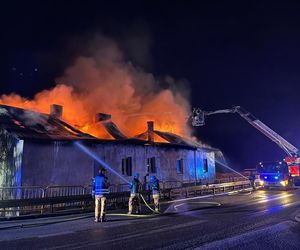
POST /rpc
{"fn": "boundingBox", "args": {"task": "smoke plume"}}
[0,35,191,139]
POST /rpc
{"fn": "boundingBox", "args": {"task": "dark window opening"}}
[203,159,208,173]
[177,159,183,174]
[121,157,132,176]
[147,157,157,173]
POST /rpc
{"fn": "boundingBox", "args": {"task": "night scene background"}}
[1,0,300,170]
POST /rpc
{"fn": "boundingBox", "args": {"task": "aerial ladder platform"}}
[191,106,300,185]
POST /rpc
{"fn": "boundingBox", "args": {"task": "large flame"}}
[0,37,191,141]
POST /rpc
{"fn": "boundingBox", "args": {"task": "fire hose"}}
[140,193,160,214]
[106,194,160,218]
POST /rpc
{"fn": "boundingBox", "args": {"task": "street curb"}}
[162,187,252,205]
[0,208,125,223]
[0,210,91,222]
[0,214,94,230]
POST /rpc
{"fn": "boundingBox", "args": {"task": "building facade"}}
[0,104,216,196]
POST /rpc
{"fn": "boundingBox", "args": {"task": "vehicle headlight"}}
[259,180,264,186]
[280,180,288,186]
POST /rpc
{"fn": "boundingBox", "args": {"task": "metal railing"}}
[0,179,252,217]
[109,184,129,193]
[0,178,251,201]
[44,185,86,197]
[215,177,248,184]
[169,180,251,198]
[0,186,44,200]
[162,181,183,189]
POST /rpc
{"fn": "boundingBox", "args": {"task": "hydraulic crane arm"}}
[192,106,299,157]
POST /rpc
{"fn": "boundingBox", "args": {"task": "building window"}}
[203,159,208,172]
[177,159,183,174]
[147,157,157,173]
[122,157,132,176]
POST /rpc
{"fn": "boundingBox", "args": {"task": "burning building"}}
[0,104,216,192]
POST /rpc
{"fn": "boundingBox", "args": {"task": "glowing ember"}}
[13,119,25,129]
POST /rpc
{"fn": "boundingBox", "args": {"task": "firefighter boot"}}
[100,215,107,223]
[155,204,160,213]
[136,201,142,214]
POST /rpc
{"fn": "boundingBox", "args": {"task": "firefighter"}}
[128,173,142,214]
[149,175,160,213]
[92,168,109,223]
[249,171,256,190]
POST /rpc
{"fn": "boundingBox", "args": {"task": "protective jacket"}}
[129,178,141,194]
[249,174,255,181]
[93,173,109,196]
[149,177,160,195]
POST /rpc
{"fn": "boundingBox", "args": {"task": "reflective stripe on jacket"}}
[93,174,109,196]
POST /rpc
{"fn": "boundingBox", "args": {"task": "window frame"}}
[203,158,208,173]
[176,158,184,175]
[121,157,132,176]
[147,157,157,174]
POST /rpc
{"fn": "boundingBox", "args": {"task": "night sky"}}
[1,1,300,169]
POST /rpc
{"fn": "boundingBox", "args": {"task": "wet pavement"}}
[1,189,300,249]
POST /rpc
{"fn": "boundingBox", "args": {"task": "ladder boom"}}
[193,106,299,156]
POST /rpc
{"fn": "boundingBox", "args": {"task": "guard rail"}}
[0,179,252,217]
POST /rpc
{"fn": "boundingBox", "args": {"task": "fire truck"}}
[191,106,300,189]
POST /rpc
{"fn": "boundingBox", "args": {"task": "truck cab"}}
[257,161,292,189]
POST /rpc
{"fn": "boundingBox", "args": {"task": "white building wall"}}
[95,143,216,186]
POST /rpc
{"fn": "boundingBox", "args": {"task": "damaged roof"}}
[154,130,219,151]
[102,121,128,140]
[0,104,96,140]
[154,130,195,146]
[101,118,217,151]
[133,130,196,148]
[0,104,217,151]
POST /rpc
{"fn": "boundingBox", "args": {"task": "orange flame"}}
[0,41,191,141]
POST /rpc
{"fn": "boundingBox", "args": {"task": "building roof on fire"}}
[0,104,218,151]
[0,104,96,141]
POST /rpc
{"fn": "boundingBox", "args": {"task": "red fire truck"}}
[192,106,300,188]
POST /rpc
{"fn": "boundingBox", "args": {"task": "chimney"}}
[95,113,112,123]
[147,121,154,142]
[50,104,63,119]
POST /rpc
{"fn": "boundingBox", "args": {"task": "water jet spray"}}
[74,141,159,214]
[214,158,248,180]
[74,141,129,184]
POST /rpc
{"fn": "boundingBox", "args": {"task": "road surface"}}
[1,189,300,249]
